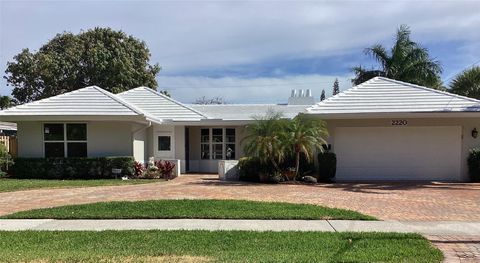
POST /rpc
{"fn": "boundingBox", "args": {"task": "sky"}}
[0,0,479,104]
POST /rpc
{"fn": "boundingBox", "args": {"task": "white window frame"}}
[43,123,88,158]
[200,127,236,160]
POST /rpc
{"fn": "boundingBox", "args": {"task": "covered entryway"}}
[333,126,462,181]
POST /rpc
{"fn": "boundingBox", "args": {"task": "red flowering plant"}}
[133,161,145,178]
[155,160,176,180]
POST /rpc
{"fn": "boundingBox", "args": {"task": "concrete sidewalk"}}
[1,219,480,235]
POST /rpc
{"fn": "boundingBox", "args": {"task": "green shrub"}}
[0,144,13,177]
[238,157,262,182]
[318,152,336,182]
[13,157,134,179]
[467,148,480,182]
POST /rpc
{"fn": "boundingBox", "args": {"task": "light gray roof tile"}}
[306,77,480,114]
[118,87,207,121]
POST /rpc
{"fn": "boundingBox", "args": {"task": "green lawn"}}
[0,178,161,193]
[2,199,376,220]
[0,230,442,262]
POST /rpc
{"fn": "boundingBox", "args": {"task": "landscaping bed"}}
[0,230,443,262]
[2,199,375,220]
[0,178,161,193]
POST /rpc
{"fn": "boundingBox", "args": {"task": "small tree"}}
[194,96,225,105]
[332,79,340,96]
[283,115,328,180]
[320,89,326,101]
[0,144,13,177]
[243,111,287,174]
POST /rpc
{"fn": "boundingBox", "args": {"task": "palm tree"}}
[352,25,442,88]
[450,66,480,99]
[283,115,328,180]
[243,110,288,173]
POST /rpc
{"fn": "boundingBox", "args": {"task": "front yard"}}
[0,230,442,262]
[0,178,161,193]
[2,199,375,220]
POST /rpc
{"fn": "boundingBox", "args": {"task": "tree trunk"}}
[294,150,300,181]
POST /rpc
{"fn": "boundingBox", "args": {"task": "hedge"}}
[467,148,480,182]
[12,157,134,179]
[318,152,336,182]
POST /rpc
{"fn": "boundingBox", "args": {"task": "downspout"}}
[132,121,152,163]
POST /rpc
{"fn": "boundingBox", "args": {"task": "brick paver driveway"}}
[1,175,480,262]
[1,174,479,220]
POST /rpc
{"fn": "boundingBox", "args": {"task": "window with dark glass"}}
[44,123,87,158]
[44,124,64,141]
[67,124,87,140]
[45,142,65,158]
[158,136,171,151]
[200,128,236,160]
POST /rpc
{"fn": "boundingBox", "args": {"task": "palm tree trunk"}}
[294,151,300,181]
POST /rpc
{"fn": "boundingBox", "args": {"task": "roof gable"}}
[306,77,480,114]
[118,87,207,121]
[0,86,145,116]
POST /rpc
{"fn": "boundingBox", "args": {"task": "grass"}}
[0,230,443,262]
[0,178,161,193]
[2,199,376,220]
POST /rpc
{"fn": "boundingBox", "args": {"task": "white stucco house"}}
[1,77,480,181]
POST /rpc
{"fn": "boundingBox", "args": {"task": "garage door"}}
[334,126,461,181]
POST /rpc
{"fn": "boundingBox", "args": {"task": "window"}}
[200,128,236,160]
[158,136,171,151]
[200,129,210,160]
[44,123,87,158]
[212,128,223,160]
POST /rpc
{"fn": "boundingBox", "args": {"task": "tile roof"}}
[118,87,207,121]
[306,77,480,114]
[189,104,307,120]
[0,86,144,116]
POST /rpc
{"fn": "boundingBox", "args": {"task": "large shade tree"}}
[449,66,480,99]
[352,25,442,88]
[4,27,161,104]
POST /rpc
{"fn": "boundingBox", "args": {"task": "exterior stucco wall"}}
[17,122,43,157]
[133,128,147,163]
[17,121,135,158]
[324,118,480,181]
[88,122,133,157]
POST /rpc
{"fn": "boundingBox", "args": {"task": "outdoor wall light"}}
[472,128,478,139]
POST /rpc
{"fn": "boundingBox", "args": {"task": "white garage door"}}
[334,126,462,181]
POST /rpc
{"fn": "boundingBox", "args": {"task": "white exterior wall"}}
[17,122,43,157]
[325,118,480,181]
[17,121,135,158]
[88,122,133,157]
[133,128,147,163]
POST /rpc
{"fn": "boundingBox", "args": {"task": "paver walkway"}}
[1,175,479,221]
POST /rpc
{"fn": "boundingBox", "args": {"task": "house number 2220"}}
[391,120,408,126]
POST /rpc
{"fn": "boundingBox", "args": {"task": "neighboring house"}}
[1,76,479,181]
[0,121,17,136]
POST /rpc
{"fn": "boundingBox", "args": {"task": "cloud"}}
[158,74,352,104]
[1,0,479,101]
